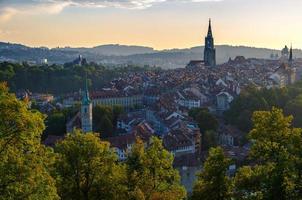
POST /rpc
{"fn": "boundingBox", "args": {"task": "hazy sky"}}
[0,0,301,50]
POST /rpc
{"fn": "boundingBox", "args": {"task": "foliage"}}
[0,82,59,199]
[54,130,127,200]
[126,137,186,200]
[192,147,232,200]
[189,108,218,133]
[223,83,302,131]
[92,105,123,138]
[203,130,219,150]
[43,105,80,138]
[189,108,218,150]
[0,61,161,95]
[44,112,66,136]
[234,108,302,200]
[284,94,302,127]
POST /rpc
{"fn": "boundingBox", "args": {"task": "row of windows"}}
[175,145,194,151]
[93,97,143,107]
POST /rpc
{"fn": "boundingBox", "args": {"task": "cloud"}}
[67,0,167,9]
[38,0,223,10]
[0,1,72,23]
[32,1,72,14]
[0,7,18,23]
[0,0,222,22]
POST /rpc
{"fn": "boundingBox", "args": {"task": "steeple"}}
[289,44,293,63]
[82,73,91,105]
[207,18,213,37]
[204,19,216,67]
[81,73,93,133]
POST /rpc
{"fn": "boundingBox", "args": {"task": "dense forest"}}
[0,61,161,94]
[2,80,302,199]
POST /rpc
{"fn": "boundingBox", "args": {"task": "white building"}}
[216,92,234,112]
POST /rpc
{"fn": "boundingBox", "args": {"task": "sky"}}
[0,0,301,50]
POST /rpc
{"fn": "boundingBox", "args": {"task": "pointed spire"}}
[207,18,213,37]
[85,72,88,93]
[82,72,91,105]
[289,44,293,62]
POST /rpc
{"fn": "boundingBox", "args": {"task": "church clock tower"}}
[204,19,216,67]
[81,76,93,133]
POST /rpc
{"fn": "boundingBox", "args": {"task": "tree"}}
[93,105,114,137]
[0,61,161,95]
[0,82,59,199]
[0,64,15,81]
[234,165,272,200]
[284,94,302,127]
[45,112,66,136]
[54,130,127,200]
[203,130,219,151]
[100,116,114,137]
[192,147,232,200]
[195,109,218,133]
[126,137,186,200]
[234,108,302,200]
[112,105,124,130]
[189,108,209,121]
[126,138,147,200]
[189,108,218,150]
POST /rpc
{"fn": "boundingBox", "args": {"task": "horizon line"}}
[0,40,296,52]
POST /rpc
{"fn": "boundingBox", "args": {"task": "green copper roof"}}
[82,75,91,105]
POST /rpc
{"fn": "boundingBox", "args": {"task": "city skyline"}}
[0,0,301,50]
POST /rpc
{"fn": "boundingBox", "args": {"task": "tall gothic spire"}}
[289,44,293,62]
[204,19,216,67]
[207,18,213,37]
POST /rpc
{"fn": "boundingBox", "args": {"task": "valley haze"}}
[1,42,301,69]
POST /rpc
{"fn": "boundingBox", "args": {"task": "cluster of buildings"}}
[38,19,302,193]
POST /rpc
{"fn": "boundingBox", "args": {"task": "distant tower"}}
[81,75,92,133]
[204,19,216,67]
[281,45,289,58]
[289,45,293,64]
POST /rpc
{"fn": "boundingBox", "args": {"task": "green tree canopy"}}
[0,82,58,200]
[93,105,114,137]
[192,147,232,200]
[126,137,186,200]
[45,112,66,136]
[0,61,161,95]
[189,108,218,150]
[234,108,302,200]
[189,108,218,133]
[54,129,127,200]
[203,130,219,151]
[284,94,302,127]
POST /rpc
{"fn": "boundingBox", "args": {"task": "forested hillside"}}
[0,61,160,94]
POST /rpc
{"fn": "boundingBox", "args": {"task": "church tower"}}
[204,19,216,67]
[81,76,92,133]
[289,45,293,64]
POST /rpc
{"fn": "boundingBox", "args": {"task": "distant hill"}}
[55,44,156,56]
[1,42,301,69]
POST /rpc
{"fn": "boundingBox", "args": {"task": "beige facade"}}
[92,95,143,108]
